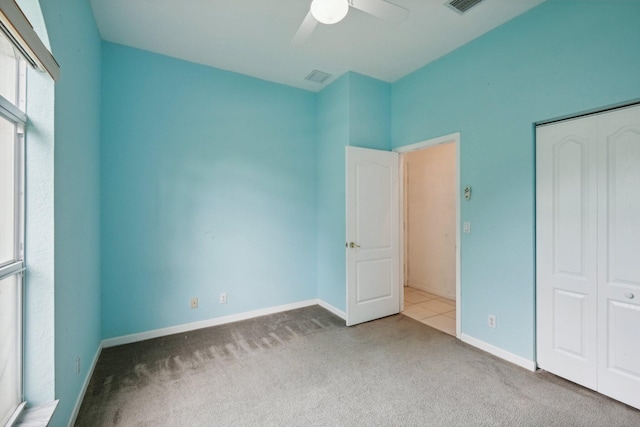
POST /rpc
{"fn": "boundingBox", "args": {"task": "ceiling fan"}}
[292,0,409,44]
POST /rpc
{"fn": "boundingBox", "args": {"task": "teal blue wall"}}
[316,72,391,311]
[31,0,103,425]
[100,43,317,338]
[316,74,349,310]
[17,0,640,423]
[392,0,640,360]
[349,73,391,151]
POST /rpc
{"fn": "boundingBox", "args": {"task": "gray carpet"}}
[75,306,640,426]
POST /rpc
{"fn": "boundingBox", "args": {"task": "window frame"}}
[0,1,58,424]
[0,34,26,427]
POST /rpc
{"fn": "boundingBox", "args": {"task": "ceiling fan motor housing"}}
[311,0,350,24]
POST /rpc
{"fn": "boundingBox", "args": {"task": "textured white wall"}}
[18,0,56,405]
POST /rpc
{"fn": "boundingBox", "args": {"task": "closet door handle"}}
[624,293,635,300]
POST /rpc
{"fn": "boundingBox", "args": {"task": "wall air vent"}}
[305,70,332,84]
[446,0,484,14]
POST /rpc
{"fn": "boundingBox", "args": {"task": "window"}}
[0,28,26,426]
[0,1,58,424]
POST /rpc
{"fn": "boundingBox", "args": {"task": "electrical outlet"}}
[488,315,497,328]
[220,293,227,304]
[76,356,81,375]
[190,297,198,309]
[463,222,471,233]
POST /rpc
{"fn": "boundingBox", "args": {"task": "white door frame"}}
[394,132,461,338]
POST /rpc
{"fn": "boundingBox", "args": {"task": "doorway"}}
[395,133,460,337]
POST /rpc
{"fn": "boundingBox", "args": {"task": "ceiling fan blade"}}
[350,0,409,22]
[292,11,318,45]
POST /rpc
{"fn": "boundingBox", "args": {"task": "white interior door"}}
[536,116,599,390]
[346,146,399,326]
[596,105,640,409]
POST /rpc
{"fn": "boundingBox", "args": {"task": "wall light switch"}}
[464,186,472,200]
[463,222,471,233]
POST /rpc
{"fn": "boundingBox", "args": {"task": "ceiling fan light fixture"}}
[310,0,349,25]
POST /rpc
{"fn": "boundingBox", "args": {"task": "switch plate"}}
[463,222,471,233]
[190,297,198,309]
[464,186,472,200]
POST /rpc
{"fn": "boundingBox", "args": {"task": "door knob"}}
[348,242,361,249]
[625,293,635,300]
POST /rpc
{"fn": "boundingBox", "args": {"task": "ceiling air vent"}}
[305,70,332,84]
[446,0,484,14]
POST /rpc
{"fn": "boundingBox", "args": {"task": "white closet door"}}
[596,105,640,409]
[536,116,598,389]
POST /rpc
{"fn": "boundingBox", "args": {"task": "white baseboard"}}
[316,299,346,320]
[407,283,455,300]
[460,333,536,372]
[67,344,102,427]
[102,299,336,348]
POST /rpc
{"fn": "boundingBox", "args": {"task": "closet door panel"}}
[536,117,598,389]
[597,104,640,409]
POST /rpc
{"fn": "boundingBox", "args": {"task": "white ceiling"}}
[90,0,546,92]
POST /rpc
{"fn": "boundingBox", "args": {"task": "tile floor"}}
[402,286,456,336]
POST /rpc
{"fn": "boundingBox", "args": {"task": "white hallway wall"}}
[404,143,456,299]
